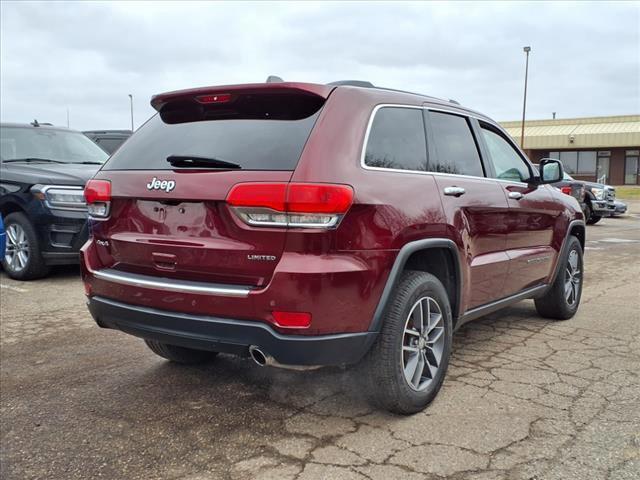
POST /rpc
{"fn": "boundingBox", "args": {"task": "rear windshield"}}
[103,98,323,171]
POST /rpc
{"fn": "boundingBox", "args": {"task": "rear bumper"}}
[88,296,377,366]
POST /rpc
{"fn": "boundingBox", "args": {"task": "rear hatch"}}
[89,83,332,287]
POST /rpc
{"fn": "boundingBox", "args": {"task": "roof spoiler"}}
[150,82,334,111]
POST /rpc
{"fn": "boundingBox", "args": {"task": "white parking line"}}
[0,283,28,293]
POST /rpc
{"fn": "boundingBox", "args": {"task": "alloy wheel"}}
[5,223,30,273]
[402,296,445,391]
[564,249,582,306]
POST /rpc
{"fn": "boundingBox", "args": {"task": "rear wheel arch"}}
[570,223,585,251]
[370,239,462,332]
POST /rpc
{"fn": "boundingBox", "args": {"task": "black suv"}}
[83,130,132,154]
[0,122,109,279]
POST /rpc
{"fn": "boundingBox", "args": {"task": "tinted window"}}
[97,137,127,154]
[364,107,427,171]
[104,111,321,171]
[480,127,531,182]
[428,112,483,176]
[0,127,108,164]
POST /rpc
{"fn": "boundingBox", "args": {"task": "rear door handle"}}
[443,186,466,197]
[508,191,524,200]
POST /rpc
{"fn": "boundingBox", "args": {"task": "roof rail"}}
[327,80,375,88]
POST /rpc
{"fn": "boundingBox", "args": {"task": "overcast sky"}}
[1,1,638,131]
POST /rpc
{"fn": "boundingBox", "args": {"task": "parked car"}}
[613,200,628,216]
[81,81,585,414]
[83,130,132,154]
[0,122,109,279]
[535,166,586,213]
[582,180,616,224]
[0,215,5,260]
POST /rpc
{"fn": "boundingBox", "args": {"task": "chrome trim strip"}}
[359,103,534,186]
[92,268,253,297]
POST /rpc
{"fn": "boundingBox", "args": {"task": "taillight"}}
[227,182,353,229]
[560,186,572,195]
[84,179,111,219]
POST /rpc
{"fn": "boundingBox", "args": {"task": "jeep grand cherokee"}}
[81,81,585,413]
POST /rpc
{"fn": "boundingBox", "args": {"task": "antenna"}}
[266,75,284,83]
[31,119,40,127]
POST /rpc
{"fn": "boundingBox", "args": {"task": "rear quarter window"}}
[364,107,427,171]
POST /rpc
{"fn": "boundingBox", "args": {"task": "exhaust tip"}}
[249,345,267,366]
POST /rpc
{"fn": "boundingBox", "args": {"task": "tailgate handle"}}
[152,252,177,271]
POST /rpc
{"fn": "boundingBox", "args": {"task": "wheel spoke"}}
[427,327,444,345]
[404,328,420,337]
[404,352,420,385]
[428,313,442,333]
[17,251,26,269]
[6,226,17,244]
[422,351,434,379]
[411,352,425,387]
[424,298,431,330]
[403,345,420,353]
[425,347,439,369]
[417,300,424,333]
[565,281,573,301]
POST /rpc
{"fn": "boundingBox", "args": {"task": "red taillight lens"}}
[560,186,572,195]
[195,93,232,104]
[84,180,111,203]
[84,179,111,219]
[226,182,354,229]
[287,184,354,214]
[272,311,312,329]
[227,183,287,211]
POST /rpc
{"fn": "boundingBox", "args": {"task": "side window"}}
[364,107,427,171]
[428,112,484,176]
[480,127,532,182]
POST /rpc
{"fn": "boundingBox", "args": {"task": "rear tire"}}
[357,271,453,414]
[1,212,50,280]
[144,340,218,364]
[534,236,583,320]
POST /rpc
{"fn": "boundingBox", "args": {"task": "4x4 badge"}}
[146,177,176,193]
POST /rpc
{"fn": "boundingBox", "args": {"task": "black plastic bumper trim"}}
[88,296,377,366]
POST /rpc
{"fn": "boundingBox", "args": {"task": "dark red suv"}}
[80,81,585,413]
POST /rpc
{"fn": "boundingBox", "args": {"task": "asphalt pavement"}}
[1,203,639,480]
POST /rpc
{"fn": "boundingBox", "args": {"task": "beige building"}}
[501,115,640,185]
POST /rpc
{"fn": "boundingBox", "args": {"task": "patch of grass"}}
[615,186,640,200]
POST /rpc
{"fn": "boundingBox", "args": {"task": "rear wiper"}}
[166,155,242,169]
[2,157,66,164]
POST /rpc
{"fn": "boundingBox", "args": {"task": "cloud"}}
[1,1,638,130]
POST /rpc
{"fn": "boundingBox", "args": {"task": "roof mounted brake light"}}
[195,93,232,104]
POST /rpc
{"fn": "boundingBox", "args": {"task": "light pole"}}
[520,46,531,149]
[128,94,134,131]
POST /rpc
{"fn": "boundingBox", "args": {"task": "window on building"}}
[596,151,610,184]
[428,112,484,177]
[364,107,427,171]
[577,151,596,174]
[547,151,602,177]
[559,151,578,174]
[625,150,639,185]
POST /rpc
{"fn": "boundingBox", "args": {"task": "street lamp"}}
[128,94,134,131]
[520,46,531,149]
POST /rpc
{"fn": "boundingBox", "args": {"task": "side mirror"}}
[537,158,563,184]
